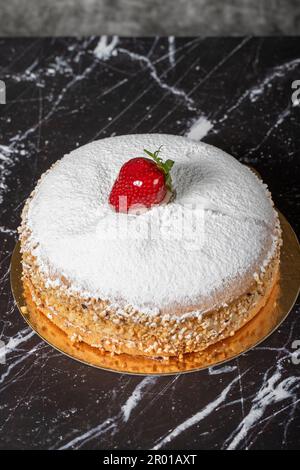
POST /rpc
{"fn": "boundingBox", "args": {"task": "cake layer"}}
[22,247,280,357]
[20,134,280,317]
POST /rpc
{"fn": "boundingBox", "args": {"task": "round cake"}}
[19,134,281,358]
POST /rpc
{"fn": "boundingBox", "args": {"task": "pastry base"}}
[22,256,280,357]
[11,211,300,375]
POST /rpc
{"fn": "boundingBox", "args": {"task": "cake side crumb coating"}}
[21,239,280,357]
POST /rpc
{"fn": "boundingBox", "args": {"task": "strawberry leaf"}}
[143,147,175,191]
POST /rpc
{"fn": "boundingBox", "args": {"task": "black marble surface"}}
[0,37,299,450]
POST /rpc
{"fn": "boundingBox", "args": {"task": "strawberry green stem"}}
[143,146,174,192]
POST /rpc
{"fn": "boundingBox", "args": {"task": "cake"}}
[19,134,281,358]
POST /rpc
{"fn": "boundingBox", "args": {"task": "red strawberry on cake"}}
[109,147,174,212]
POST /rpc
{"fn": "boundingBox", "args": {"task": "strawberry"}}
[109,147,174,213]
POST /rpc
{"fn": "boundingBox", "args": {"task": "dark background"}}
[0,0,300,453]
[0,36,299,450]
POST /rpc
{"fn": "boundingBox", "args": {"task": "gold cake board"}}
[10,211,300,375]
